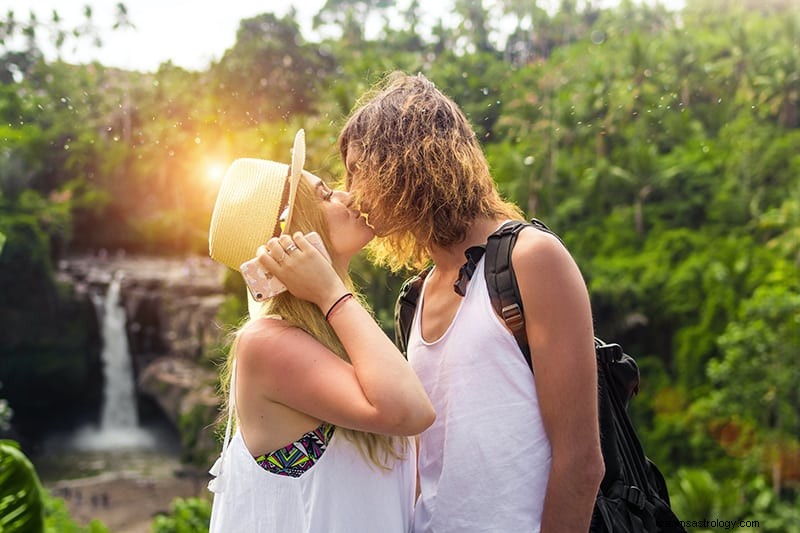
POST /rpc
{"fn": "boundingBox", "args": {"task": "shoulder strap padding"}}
[394,267,431,358]
[484,218,563,371]
[393,218,560,369]
[485,221,530,367]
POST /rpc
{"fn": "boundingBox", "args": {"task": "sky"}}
[5,0,686,73]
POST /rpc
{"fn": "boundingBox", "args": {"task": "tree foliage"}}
[0,439,44,533]
[151,497,212,533]
[1,0,799,527]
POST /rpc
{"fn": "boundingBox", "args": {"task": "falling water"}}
[69,271,155,450]
[99,272,138,430]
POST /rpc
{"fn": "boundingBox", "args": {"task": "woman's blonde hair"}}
[340,71,523,272]
[218,176,405,469]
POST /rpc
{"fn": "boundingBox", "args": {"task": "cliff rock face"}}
[138,356,221,463]
[58,254,229,460]
[0,277,102,441]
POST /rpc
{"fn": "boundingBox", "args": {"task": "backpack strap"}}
[394,267,432,357]
[392,221,569,404]
[394,241,488,357]
[393,218,560,364]
[484,218,563,372]
[485,221,530,367]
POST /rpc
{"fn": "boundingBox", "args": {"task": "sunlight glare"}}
[207,163,225,183]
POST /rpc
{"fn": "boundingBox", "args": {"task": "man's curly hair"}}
[340,72,523,272]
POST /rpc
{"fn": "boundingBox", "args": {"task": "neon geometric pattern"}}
[254,423,335,478]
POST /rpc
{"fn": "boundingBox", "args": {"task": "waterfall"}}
[69,271,155,451]
[99,272,138,430]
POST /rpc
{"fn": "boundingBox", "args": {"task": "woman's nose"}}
[336,190,354,208]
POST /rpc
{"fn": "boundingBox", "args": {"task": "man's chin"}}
[363,217,382,236]
[362,213,393,238]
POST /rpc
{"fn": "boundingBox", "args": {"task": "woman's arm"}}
[250,232,435,436]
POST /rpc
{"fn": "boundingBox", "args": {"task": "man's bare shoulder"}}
[510,225,577,276]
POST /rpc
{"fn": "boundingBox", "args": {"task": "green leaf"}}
[0,440,45,533]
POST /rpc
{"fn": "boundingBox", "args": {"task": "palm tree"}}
[0,440,45,532]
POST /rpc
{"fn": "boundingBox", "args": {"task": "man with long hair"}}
[340,72,604,532]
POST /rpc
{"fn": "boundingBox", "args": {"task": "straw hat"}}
[208,129,306,272]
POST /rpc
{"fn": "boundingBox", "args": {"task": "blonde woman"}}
[207,130,435,532]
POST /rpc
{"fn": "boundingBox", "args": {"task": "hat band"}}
[271,172,292,237]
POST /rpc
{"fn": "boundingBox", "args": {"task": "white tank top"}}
[409,256,552,533]
[208,362,416,532]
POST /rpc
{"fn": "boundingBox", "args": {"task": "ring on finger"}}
[268,247,286,263]
[285,243,299,254]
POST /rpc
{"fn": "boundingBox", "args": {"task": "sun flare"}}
[207,163,225,182]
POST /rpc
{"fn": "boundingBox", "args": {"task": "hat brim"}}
[208,130,306,272]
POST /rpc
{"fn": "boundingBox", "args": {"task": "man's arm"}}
[513,228,604,532]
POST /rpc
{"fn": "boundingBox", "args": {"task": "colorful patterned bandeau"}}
[254,423,336,478]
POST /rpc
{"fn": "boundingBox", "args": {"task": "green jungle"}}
[1,0,798,531]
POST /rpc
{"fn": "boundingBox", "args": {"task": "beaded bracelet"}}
[325,293,354,321]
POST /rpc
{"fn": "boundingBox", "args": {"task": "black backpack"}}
[395,219,686,533]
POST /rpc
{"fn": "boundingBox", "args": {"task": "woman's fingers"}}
[258,239,286,272]
[251,232,344,309]
[280,234,310,259]
[291,232,311,252]
[258,234,309,272]
[271,239,289,259]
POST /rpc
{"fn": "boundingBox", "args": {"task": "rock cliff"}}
[57,254,229,461]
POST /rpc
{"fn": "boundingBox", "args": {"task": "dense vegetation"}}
[1,0,798,530]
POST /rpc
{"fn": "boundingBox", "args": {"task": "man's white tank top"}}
[409,256,552,533]
[208,363,416,532]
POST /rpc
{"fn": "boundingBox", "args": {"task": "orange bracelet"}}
[325,293,353,321]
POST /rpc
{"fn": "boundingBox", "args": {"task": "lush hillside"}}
[1,0,798,529]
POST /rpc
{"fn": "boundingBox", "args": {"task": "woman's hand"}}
[257,232,348,310]
[245,230,435,439]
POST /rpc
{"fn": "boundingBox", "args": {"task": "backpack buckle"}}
[530,218,550,231]
[493,220,524,237]
[501,303,525,332]
[597,343,623,363]
[622,485,646,510]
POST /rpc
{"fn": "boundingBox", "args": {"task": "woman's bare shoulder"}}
[239,315,290,339]
[237,316,337,371]
[237,317,304,366]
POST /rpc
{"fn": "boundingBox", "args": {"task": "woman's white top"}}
[208,362,416,532]
[409,255,552,533]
